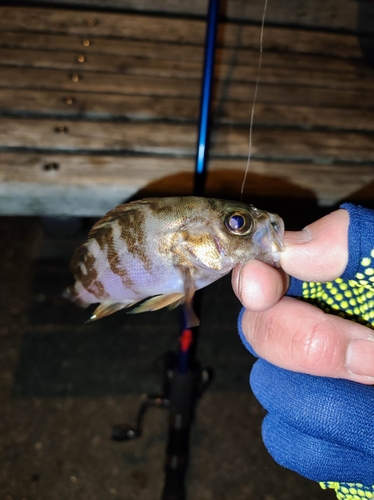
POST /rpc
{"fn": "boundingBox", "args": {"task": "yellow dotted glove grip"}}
[320,482,374,500]
[301,253,374,329]
[298,254,374,499]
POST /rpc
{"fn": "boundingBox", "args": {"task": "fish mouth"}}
[254,214,285,267]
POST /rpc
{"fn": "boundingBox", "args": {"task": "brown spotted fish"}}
[66,197,284,327]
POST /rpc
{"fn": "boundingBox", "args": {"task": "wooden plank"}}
[1,89,374,131]
[0,154,189,217]
[0,32,198,61]
[0,89,200,121]
[0,153,373,216]
[0,47,203,80]
[0,7,207,44]
[12,0,366,32]
[0,44,357,77]
[1,66,373,109]
[0,66,201,98]
[0,118,195,154]
[1,47,373,91]
[0,31,366,74]
[212,128,374,162]
[1,117,373,162]
[221,103,374,131]
[0,7,364,58]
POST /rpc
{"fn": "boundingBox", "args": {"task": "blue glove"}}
[238,204,374,499]
[250,358,374,498]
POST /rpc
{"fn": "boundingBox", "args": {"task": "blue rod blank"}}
[194,0,221,196]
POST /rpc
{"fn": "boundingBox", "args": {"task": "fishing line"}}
[240,0,269,201]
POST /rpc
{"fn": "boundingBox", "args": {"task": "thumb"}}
[280,209,349,282]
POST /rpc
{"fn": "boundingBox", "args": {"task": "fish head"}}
[203,199,285,269]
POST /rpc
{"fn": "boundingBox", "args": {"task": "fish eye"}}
[224,211,253,235]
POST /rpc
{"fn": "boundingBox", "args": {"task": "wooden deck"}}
[0,1,374,216]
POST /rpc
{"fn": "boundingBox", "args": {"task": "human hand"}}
[232,207,374,384]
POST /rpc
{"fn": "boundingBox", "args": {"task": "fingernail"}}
[346,338,374,377]
[233,264,244,304]
[284,228,311,245]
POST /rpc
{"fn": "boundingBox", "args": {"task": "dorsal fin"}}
[88,199,154,240]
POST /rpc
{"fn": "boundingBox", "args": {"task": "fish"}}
[65,196,284,327]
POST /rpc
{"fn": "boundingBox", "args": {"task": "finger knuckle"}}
[291,316,340,372]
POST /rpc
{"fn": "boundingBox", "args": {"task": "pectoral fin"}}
[180,267,200,328]
[182,301,200,328]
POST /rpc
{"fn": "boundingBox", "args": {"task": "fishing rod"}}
[112,0,221,498]
[194,0,220,197]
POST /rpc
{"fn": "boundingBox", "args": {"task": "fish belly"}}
[73,253,186,306]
